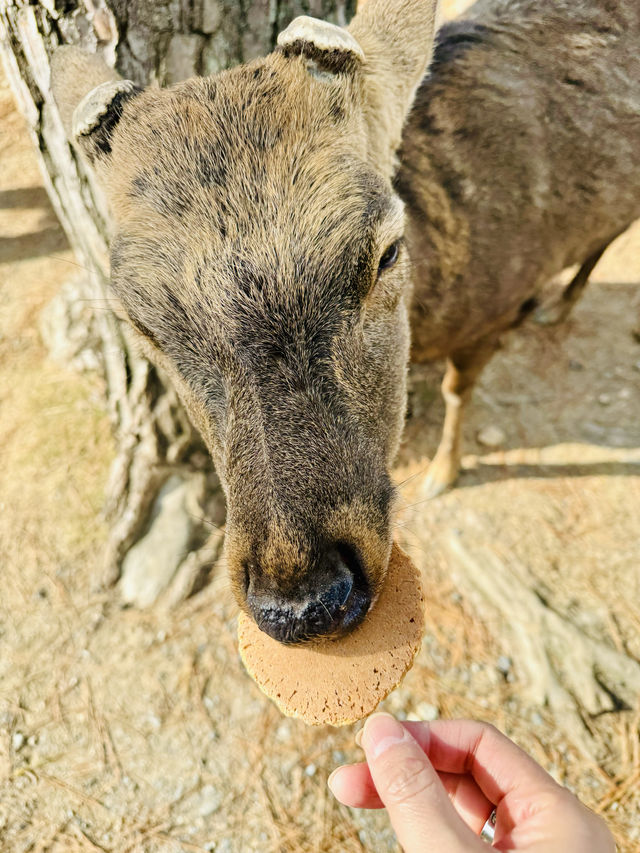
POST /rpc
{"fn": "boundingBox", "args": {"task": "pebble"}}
[119,473,206,608]
[477,424,506,448]
[145,714,161,731]
[304,763,317,777]
[0,711,14,727]
[416,702,439,721]
[12,732,25,751]
[197,784,223,817]
[387,688,411,715]
[598,393,612,406]
[531,711,544,726]
[497,656,512,676]
[275,721,292,742]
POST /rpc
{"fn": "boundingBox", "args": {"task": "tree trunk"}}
[0,0,356,602]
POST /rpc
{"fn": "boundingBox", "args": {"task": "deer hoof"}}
[534,299,572,326]
[421,453,459,499]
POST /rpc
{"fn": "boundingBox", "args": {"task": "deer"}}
[51,0,640,644]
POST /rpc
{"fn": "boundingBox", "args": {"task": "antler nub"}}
[277,16,365,62]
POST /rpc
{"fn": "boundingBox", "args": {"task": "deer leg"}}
[535,243,609,326]
[422,338,500,498]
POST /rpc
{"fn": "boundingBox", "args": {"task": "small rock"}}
[145,714,161,731]
[618,387,631,400]
[197,784,223,817]
[120,473,206,608]
[416,702,439,721]
[477,424,506,448]
[496,655,512,676]
[531,711,544,726]
[0,710,14,728]
[304,763,317,777]
[12,732,25,751]
[387,687,411,715]
[633,360,640,373]
[275,721,291,742]
[597,393,611,406]
[568,359,584,371]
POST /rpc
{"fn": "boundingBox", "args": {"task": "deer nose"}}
[245,545,371,645]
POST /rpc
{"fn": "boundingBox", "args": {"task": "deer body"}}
[397,0,640,492]
[52,0,639,640]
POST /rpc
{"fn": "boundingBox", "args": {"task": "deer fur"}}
[51,0,640,639]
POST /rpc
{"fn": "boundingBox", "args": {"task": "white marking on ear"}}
[72,79,138,139]
[277,16,365,61]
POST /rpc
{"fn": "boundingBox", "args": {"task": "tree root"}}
[446,528,640,759]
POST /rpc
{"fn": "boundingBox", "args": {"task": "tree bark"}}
[0,0,356,599]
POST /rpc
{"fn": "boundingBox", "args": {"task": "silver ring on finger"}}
[480,809,497,844]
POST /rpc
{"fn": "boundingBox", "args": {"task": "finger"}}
[328,762,384,809]
[360,713,483,853]
[329,761,494,832]
[438,772,494,834]
[403,719,557,805]
[405,720,615,850]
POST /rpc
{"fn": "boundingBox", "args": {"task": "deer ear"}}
[72,80,142,163]
[277,16,364,77]
[348,0,439,175]
[51,46,142,164]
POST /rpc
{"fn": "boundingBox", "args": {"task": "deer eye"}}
[378,241,400,274]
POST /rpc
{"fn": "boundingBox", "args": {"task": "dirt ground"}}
[1,14,639,852]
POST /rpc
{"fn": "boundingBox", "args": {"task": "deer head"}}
[53,0,439,643]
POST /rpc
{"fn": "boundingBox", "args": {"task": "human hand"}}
[328,714,615,852]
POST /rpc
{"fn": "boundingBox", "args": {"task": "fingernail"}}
[361,712,407,759]
[327,767,340,795]
[355,727,364,748]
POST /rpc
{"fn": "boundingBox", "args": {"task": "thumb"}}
[360,713,482,853]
